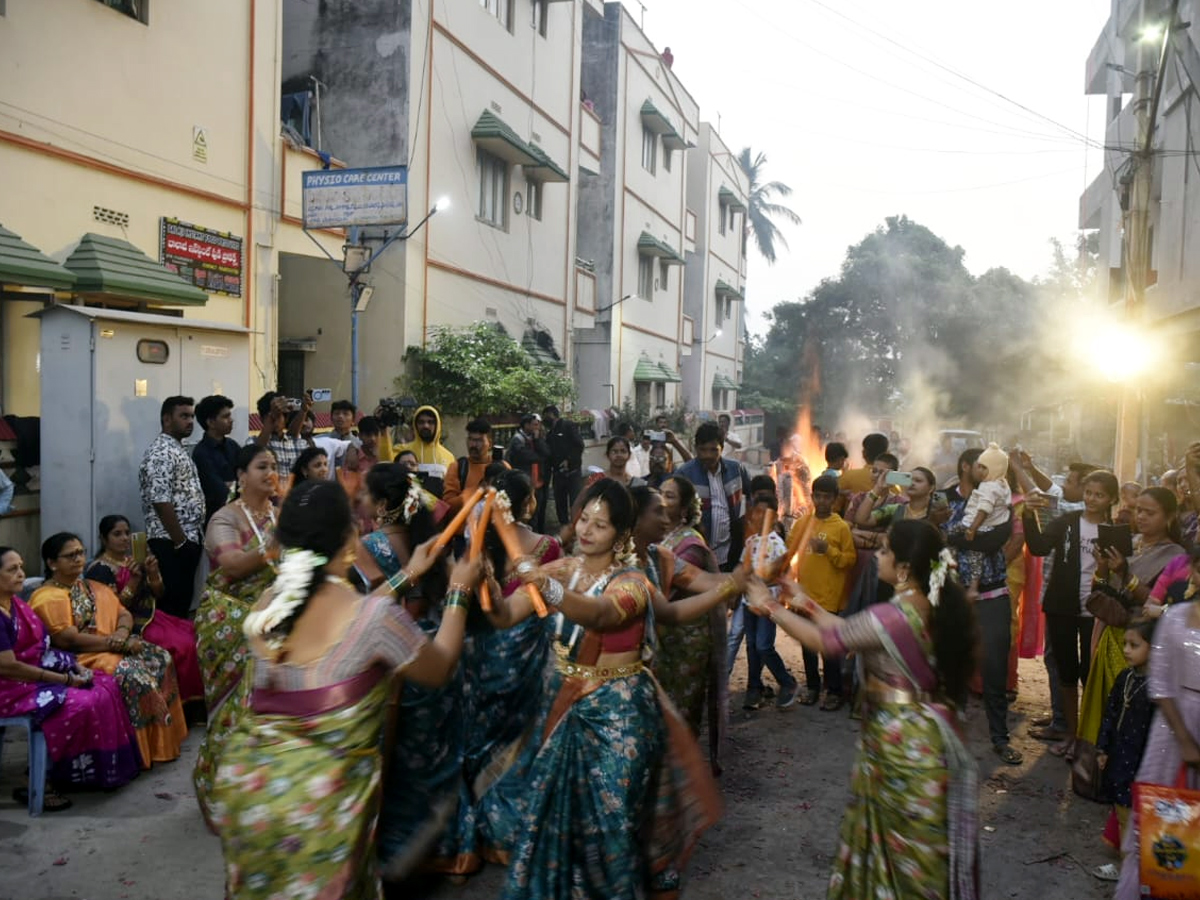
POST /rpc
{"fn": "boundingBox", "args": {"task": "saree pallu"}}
[30,581,186,768]
[0,598,141,789]
[827,602,978,900]
[194,564,277,830]
[655,529,725,774]
[210,669,391,900]
[429,537,563,876]
[357,530,466,883]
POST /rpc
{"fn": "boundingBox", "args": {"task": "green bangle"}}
[386,569,412,596]
[444,589,470,611]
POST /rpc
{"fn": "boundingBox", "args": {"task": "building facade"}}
[681,122,748,413]
[0,0,341,557]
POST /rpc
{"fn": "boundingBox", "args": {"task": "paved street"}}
[1,649,1115,900]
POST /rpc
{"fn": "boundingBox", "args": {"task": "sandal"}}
[1030,726,1068,742]
[1049,739,1076,761]
[993,743,1023,765]
[1092,863,1120,882]
[798,689,820,706]
[11,787,72,812]
[820,695,844,712]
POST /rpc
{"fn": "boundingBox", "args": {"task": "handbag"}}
[1085,586,1133,628]
[1135,766,1200,899]
[1070,740,1104,802]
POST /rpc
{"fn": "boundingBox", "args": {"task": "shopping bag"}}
[1136,767,1200,899]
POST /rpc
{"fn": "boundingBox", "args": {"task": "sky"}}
[636,0,1114,336]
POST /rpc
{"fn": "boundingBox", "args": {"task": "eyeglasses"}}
[56,549,86,560]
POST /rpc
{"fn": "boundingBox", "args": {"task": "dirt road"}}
[1,644,1115,900]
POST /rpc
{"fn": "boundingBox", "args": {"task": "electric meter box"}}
[33,305,251,545]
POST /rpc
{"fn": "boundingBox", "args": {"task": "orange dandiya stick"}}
[471,489,497,612]
[492,506,550,617]
[754,508,776,576]
[431,487,485,552]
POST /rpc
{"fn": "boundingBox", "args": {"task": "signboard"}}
[302,165,408,229]
[159,218,243,297]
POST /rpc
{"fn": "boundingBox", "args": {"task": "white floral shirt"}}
[139,433,205,542]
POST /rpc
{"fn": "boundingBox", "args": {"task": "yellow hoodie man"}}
[387,404,456,497]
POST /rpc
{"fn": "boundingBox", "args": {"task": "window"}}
[480,0,511,30]
[526,177,543,222]
[531,0,548,36]
[728,205,737,234]
[718,203,726,235]
[477,149,508,229]
[724,297,732,320]
[659,261,670,292]
[663,147,672,172]
[638,256,654,300]
[96,0,147,23]
[641,126,656,173]
[636,381,651,409]
[655,383,667,407]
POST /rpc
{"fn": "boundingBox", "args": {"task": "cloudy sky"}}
[641,0,1113,334]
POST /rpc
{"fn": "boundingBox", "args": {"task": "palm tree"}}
[737,147,802,265]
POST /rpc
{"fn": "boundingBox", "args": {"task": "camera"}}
[284,397,302,412]
[377,397,405,428]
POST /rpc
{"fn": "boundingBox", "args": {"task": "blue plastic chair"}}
[0,715,46,816]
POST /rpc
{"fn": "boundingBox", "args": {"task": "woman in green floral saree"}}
[194,445,281,828]
[209,481,481,899]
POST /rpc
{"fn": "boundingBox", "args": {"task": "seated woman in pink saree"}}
[86,514,204,705]
[0,547,140,808]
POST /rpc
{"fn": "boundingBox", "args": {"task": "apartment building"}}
[281,0,599,404]
[573,1,699,413]
[0,0,339,418]
[681,122,748,413]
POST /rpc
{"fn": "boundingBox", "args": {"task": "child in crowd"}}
[733,491,799,710]
[956,443,1012,586]
[1116,481,1142,529]
[1092,618,1156,881]
[822,442,848,478]
[789,474,857,709]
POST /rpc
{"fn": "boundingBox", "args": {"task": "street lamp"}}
[694,328,723,345]
[345,198,448,405]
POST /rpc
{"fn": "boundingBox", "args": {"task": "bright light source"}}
[1075,321,1157,383]
[714,328,723,337]
[1141,23,1165,42]
[435,196,451,212]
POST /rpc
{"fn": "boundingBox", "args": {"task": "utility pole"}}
[1115,0,1179,482]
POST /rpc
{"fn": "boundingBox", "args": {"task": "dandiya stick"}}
[492,506,549,617]
[471,489,497,611]
[431,487,484,552]
[754,508,776,577]
[765,514,817,585]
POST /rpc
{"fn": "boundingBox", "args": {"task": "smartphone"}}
[885,471,913,487]
[648,431,667,443]
[1097,523,1134,559]
[930,491,949,510]
[285,397,302,412]
[131,531,148,564]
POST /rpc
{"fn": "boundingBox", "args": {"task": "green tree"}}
[400,323,575,417]
[737,147,802,264]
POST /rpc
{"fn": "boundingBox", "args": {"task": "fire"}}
[766,342,827,518]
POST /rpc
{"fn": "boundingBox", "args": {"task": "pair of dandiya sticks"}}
[744,508,816,609]
[430,486,550,617]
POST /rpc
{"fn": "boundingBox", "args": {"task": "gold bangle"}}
[1125,575,1140,593]
[448,582,473,595]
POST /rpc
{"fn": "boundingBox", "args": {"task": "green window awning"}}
[64,233,208,306]
[713,373,740,391]
[524,143,569,183]
[637,231,684,265]
[715,279,744,301]
[639,99,688,151]
[718,186,746,211]
[522,330,565,368]
[472,109,538,166]
[0,224,76,291]
[633,356,682,383]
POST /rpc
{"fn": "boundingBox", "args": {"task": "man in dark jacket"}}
[675,422,752,571]
[506,413,551,532]
[543,405,583,529]
[1022,468,1119,759]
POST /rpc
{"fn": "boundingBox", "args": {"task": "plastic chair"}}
[0,715,46,816]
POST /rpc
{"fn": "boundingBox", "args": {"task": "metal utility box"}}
[33,305,250,548]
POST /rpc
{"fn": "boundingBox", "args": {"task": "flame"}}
[767,342,827,513]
